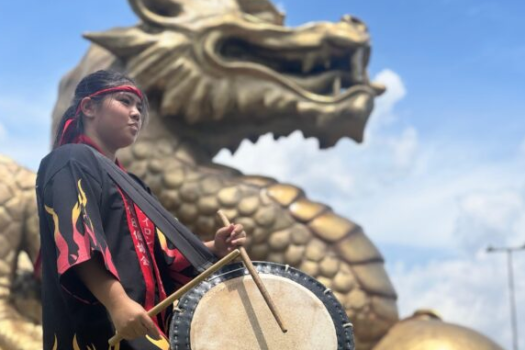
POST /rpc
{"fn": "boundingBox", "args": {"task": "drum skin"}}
[170,262,354,350]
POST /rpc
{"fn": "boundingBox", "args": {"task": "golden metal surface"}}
[373,312,505,350]
[0,1,502,349]
[0,158,41,350]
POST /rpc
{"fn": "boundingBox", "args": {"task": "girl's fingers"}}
[228,231,247,247]
[120,326,135,340]
[124,324,142,340]
[216,224,235,239]
[142,316,161,340]
[137,321,149,336]
[217,224,234,234]
[232,228,246,239]
[226,224,245,243]
[231,240,244,246]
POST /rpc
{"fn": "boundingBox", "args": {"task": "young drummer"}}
[36,70,246,349]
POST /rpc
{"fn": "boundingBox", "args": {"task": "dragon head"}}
[86,0,385,156]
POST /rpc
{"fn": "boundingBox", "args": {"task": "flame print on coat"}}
[51,333,116,350]
[46,179,119,279]
[51,333,168,350]
[156,228,185,260]
[156,228,192,284]
[70,179,95,268]
[45,205,69,274]
[145,335,169,350]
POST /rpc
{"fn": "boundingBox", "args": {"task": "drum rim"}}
[169,261,355,350]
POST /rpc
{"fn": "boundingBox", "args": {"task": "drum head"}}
[170,262,354,350]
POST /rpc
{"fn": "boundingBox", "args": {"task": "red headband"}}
[58,85,144,146]
[73,85,143,116]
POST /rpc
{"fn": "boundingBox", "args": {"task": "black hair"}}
[52,70,149,149]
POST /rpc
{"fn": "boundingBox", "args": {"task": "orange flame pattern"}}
[46,179,119,278]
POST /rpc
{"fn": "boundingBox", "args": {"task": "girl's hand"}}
[208,223,247,258]
[73,257,162,342]
[107,296,161,341]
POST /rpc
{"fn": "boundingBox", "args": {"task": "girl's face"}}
[87,91,144,151]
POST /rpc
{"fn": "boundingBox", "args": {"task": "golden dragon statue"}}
[0,0,504,349]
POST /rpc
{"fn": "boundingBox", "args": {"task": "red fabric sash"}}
[133,203,169,322]
[119,188,171,334]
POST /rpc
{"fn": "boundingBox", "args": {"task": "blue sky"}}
[1,0,524,165]
[1,1,525,349]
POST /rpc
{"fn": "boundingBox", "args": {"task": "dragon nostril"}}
[341,14,368,32]
[142,0,182,17]
[340,14,360,24]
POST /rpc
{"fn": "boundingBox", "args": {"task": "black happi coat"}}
[36,144,194,350]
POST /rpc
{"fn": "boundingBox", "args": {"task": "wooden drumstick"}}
[108,248,242,347]
[217,210,288,333]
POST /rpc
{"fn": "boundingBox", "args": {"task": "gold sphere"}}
[373,310,504,350]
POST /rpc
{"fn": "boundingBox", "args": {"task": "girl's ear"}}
[80,97,97,120]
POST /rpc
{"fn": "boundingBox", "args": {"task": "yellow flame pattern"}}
[45,205,59,241]
[51,333,166,350]
[146,335,170,350]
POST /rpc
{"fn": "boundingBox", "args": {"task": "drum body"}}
[170,262,354,350]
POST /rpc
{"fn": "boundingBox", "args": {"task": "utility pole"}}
[487,243,525,350]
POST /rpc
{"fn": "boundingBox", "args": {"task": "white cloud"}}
[389,252,524,350]
[368,69,407,129]
[216,68,504,252]
[215,68,422,232]
[455,189,525,252]
[214,67,525,348]
[2,63,521,348]
[391,126,418,168]
[214,69,525,251]
[349,150,525,248]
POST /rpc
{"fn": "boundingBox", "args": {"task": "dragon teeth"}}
[302,54,316,73]
[333,76,341,96]
[350,48,364,82]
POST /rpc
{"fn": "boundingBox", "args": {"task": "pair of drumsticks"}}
[109,210,287,346]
